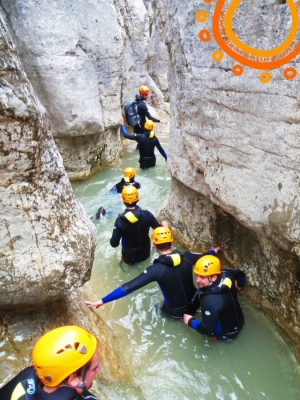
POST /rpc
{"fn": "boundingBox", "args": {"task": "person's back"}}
[110,186,162,264]
[120,118,167,169]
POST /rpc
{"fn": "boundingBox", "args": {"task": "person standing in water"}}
[183,255,246,340]
[110,186,168,265]
[121,117,167,169]
[0,326,101,400]
[133,85,168,133]
[85,226,221,319]
[110,167,141,193]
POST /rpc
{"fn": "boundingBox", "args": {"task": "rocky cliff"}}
[160,0,300,361]
[0,9,96,308]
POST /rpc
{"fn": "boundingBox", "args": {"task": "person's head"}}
[152,226,173,252]
[144,120,154,132]
[124,167,136,181]
[32,326,100,393]
[194,255,221,288]
[139,85,150,99]
[121,185,139,207]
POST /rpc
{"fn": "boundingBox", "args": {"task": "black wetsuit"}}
[121,125,167,169]
[188,268,246,339]
[101,249,217,318]
[0,366,98,400]
[133,94,161,133]
[110,205,161,264]
[110,177,141,194]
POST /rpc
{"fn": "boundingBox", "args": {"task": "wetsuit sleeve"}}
[188,294,222,336]
[154,138,167,160]
[110,217,123,247]
[185,250,217,265]
[0,367,33,399]
[120,125,139,141]
[102,266,160,303]
[224,268,246,288]
[122,265,161,292]
[138,102,160,123]
[102,286,131,303]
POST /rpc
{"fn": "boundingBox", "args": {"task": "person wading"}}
[133,85,168,133]
[110,186,168,265]
[110,167,141,193]
[121,117,167,169]
[183,255,246,340]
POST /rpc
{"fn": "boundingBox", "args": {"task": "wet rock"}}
[0,9,96,308]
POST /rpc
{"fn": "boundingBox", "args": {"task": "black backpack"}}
[123,100,141,126]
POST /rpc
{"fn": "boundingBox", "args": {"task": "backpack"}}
[123,100,141,126]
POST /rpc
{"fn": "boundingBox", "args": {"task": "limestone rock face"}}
[0,11,96,308]
[160,1,300,360]
[1,0,168,178]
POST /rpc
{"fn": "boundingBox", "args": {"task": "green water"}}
[72,141,300,400]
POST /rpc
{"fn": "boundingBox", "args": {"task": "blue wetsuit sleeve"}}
[102,286,131,303]
[121,125,138,141]
[188,318,202,330]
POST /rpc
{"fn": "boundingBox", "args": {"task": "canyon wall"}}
[160,0,300,361]
[0,9,96,308]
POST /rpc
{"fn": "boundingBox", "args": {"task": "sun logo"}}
[196,0,300,83]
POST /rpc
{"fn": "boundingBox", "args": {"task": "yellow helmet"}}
[124,167,136,179]
[121,186,139,203]
[32,326,97,387]
[139,85,150,95]
[152,227,173,244]
[194,255,221,276]
[144,120,154,131]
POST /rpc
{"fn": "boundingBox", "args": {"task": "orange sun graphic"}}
[196,0,300,83]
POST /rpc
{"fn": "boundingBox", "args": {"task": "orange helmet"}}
[194,255,221,276]
[152,227,173,244]
[124,167,136,179]
[144,120,154,131]
[32,326,97,387]
[121,186,139,203]
[139,85,150,95]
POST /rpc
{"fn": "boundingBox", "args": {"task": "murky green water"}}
[72,141,300,400]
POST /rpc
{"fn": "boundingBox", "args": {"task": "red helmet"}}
[139,85,150,95]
